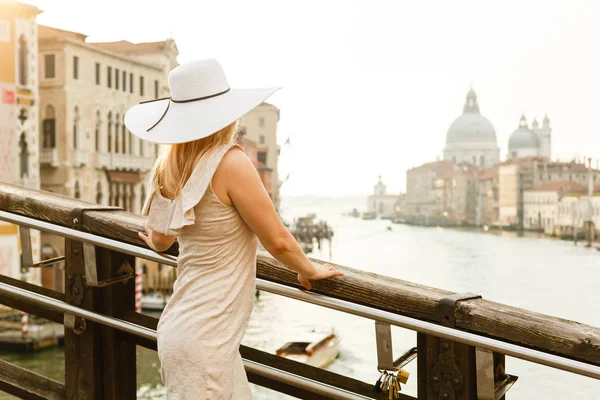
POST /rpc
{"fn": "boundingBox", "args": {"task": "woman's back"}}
[144,144,257,399]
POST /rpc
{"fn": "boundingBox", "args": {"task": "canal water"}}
[1,196,599,399]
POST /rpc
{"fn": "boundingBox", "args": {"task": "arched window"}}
[129,184,136,212]
[140,185,146,211]
[122,184,128,210]
[18,35,28,86]
[115,184,120,207]
[95,111,101,152]
[42,105,56,149]
[19,133,29,178]
[122,123,127,154]
[107,112,113,153]
[115,114,120,153]
[74,181,81,199]
[73,107,80,149]
[108,183,114,206]
[96,182,103,204]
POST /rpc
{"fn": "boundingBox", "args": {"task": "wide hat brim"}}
[125,87,280,144]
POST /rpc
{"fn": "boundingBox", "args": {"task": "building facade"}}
[367,176,399,219]
[434,166,478,225]
[37,24,178,289]
[443,89,500,168]
[406,160,456,224]
[523,181,585,234]
[241,102,281,209]
[0,1,42,282]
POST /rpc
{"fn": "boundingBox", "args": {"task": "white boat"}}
[141,294,169,311]
[276,333,340,368]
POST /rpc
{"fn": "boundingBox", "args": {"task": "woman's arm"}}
[215,148,343,290]
[138,226,176,252]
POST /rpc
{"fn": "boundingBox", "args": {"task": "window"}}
[107,112,113,152]
[96,182,103,205]
[259,135,265,145]
[18,35,28,85]
[480,156,485,166]
[95,63,100,85]
[129,73,133,93]
[139,139,144,157]
[154,80,159,98]
[73,56,79,80]
[259,117,265,128]
[122,70,127,92]
[128,129,133,154]
[115,68,120,90]
[122,124,127,154]
[74,181,81,199]
[140,185,146,211]
[95,111,101,151]
[44,54,56,79]
[42,105,56,149]
[257,151,267,164]
[140,76,144,96]
[73,107,80,149]
[19,133,29,178]
[107,67,112,88]
[115,114,120,153]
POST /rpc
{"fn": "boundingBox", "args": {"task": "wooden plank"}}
[120,311,408,400]
[0,358,65,400]
[96,247,137,400]
[1,183,599,366]
[0,275,64,324]
[64,238,103,400]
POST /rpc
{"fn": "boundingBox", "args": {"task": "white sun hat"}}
[124,59,280,144]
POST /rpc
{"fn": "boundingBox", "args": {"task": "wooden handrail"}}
[0,182,599,367]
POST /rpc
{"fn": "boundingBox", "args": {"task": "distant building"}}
[0,1,42,282]
[37,24,178,290]
[238,130,273,197]
[497,157,600,229]
[443,89,500,168]
[367,176,399,219]
[475,167,498,227]
[241,102,280,209]
[555,185,600,239]
[406,160,456,224]
[434,166,478,225]
[508,114,552,160]
[523,181,586,234]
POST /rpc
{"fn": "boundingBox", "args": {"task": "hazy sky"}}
[28,0,600,196]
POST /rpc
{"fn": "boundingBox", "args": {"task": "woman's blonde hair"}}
[154,120,240,199]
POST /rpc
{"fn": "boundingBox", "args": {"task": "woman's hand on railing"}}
[297,263,343,290]
[138,226,176,253]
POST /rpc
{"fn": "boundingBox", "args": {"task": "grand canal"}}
[1,196,599,399]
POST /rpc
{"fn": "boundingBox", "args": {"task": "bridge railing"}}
[0,182,598,400]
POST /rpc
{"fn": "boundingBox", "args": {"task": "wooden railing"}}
[0,182,598,400]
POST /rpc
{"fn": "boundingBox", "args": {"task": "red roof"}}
[39,25,87,41]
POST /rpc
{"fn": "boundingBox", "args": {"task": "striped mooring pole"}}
[135,273,143,312]
[21,311,28,338]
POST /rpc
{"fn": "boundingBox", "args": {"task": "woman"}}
[125,59,343,399]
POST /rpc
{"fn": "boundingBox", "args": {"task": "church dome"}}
[508,114,539,149]
[446,89,497,144]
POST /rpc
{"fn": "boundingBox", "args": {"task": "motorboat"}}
[276,333,340,368]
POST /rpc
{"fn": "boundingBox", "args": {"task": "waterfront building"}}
[405,160,456,224]
[475,167,498,227]
[0,1,42,282]
[523,181,585,234]
[238,128,274,197]
[37,24,178,289]
[443,89,500,168]
[508,114,552,160]
[555,184,600,239]
[433,166,478,225]
[367,176,399,219]
[241,102,281,210]
[496,157,599,229]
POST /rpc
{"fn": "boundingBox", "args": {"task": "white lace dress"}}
[142,144,257,399]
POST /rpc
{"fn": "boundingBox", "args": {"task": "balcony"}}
[95,153,155,172]
[72,149,89,167]
[40,148,59,168]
